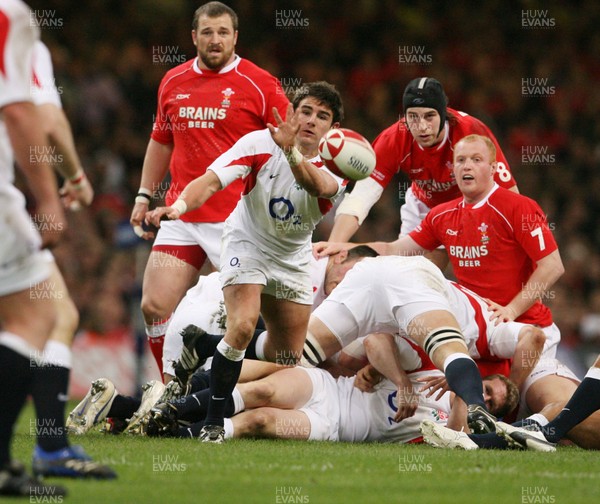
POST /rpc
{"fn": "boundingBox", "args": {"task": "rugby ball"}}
[318,128,376,181]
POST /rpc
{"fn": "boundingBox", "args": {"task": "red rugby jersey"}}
[371,107,515,209]
[410,185,557,326]
[151,55,289,223]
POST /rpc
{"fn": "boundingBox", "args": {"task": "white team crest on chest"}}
[221,87,235,108]
[478,222,489,244]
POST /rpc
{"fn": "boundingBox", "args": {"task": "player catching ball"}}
[145,81,347,442]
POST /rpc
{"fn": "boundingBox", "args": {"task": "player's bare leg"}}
[0,285,56,352]
[231,408,311,439]
[259,295,311,365]
[531,355,600,446]
[301,316,345,367]
[236,367,314,409]
[238,360,284,383]
[31,265,77,453]
[22,265,117,478]
[407,310,494,432]
[141,251,200,376]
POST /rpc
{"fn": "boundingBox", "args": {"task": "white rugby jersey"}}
[209,128,345,257]
[337,369,451,443]
[31,41,62,108]
[0,0,39,186]
[316,255,527,360]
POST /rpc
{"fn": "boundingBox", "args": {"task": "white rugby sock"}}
[223,418,234,439]
[41,340,72,369]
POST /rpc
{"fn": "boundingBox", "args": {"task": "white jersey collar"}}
[417,121,449,152]
[461,182,500,209]
[192,54,241,75]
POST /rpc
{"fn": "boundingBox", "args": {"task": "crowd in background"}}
[24,0,600,374]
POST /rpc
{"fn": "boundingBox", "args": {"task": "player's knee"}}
[227,318,257,343]
[246,409,275,435]
[54,295,79,341]
[140,294,170,321]
[11,302,57,350]
[247,381,276,405]
[363,333,387,353]
[519,326,546,349]
[531,327,546,349]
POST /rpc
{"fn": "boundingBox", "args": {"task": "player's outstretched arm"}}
[268,105,339,198]
[287,148,340,198]
[329,177,385,241]
[144,170,223,227]
[313,235,424,259]
[329,214,360,242]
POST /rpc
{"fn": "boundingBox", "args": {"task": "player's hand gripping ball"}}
[318,128,376,181]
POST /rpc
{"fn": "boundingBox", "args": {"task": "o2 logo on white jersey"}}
[269,197,295,221]
[386,390,399,425]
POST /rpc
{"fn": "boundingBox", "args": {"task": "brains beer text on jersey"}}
[178,106,227,129]
[449,245,488,267]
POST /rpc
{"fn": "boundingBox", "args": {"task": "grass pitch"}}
[12,403,600,504]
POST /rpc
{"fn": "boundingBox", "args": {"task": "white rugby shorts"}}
[153,219,224,269]
[219,230,313,305]
[399,187,444,250]
[297,367,340,441]
[0,189,50,296]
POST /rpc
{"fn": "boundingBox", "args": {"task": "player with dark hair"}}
[145,81,347,442]
[130,1,289,378]
[328,77,518,268]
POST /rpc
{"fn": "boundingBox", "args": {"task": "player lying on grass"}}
[67,246,377,434]
[144,333,516,442]
[420,355,600,451]
[70,252,545,437]
[179,254,550,434]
